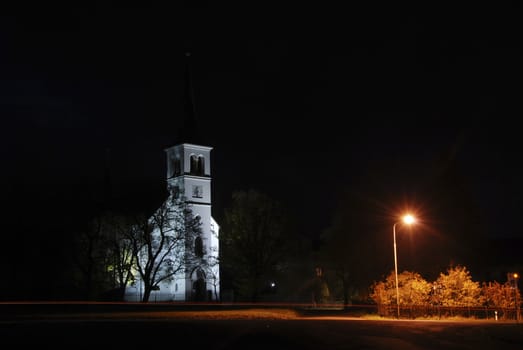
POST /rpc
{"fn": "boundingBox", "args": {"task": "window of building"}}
[190,154,205,176]
[197,156,205,175]
[192,185,203,198]
[190,155,198,174]
[194,236,204,257]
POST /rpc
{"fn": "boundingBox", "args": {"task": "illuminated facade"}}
[124,142,220,302]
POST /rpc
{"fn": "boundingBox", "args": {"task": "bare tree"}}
[203,251,220,301]
[126,198,203,302]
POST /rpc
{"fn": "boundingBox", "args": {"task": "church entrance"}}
[192,268,207,301]
[193,278,206,301]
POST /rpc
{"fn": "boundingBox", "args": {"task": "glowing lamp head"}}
[402,214,415,225]
[514,273,519,279]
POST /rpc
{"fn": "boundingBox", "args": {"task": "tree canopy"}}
[220,189,297,302]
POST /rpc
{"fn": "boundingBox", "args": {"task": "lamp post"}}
[515,273,520,323]
[509,272,520,322]
[393,214,415,319]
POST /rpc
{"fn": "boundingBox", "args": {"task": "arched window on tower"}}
[197,156,205,176]
[190,154,205,176]
[194,236,204,257]
[190,155,198,174]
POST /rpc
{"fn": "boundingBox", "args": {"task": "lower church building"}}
[124,142,220,302]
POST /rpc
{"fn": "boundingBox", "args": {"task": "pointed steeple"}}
[175,52,201,145]
[103,147,113,210]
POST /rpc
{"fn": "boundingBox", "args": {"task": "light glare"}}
[403,214,415,225]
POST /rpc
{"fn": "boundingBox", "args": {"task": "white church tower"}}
[163,142,220,301]
[125,53,220,302]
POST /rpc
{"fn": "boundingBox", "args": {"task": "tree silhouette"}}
[220,189,293,302]
[72,212,116,300]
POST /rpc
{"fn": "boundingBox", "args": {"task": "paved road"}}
[1,305,522,349]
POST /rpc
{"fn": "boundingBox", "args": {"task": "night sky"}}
[2,3,523,296]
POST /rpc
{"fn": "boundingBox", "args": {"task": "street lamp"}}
[393,214,416,319]
[508,272,520,322]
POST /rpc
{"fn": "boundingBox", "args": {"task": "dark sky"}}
[2,3,523,269]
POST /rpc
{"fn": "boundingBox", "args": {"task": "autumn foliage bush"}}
[370,265,521,319]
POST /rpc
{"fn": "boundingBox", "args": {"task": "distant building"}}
[124,53,220,302]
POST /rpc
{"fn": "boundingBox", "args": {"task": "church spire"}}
[175,51,200,145]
